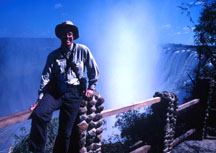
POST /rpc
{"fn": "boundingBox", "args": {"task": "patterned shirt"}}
[38,43,99,99]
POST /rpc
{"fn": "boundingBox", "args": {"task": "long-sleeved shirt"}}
[38,43,99,99]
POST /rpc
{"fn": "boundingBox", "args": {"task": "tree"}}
[178,1,216,102]
[106,108,167,153]
[194,1,216,46]
[178,0,216,140]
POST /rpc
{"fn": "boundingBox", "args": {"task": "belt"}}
[66,84,79,88]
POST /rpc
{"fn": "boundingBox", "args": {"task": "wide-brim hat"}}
[55,21,79,40]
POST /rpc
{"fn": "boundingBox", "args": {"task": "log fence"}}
[0,91,203,153]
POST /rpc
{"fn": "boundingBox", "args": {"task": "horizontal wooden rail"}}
[177,99,200,112]
[0,97,200,129]
[0,97,161,128]
[0,110,32,128]
[101,97,161,118]
[0,91,102,129]
[171,129,196,148]
[130,145,151,153]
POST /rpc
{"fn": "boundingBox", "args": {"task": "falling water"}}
[156,44,199,103]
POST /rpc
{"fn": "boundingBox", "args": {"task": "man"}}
[29,21,99,153]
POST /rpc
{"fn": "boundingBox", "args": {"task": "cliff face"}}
[0,38,60,116]
[171,139,216,153]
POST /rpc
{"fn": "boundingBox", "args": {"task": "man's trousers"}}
[29,87,82,153]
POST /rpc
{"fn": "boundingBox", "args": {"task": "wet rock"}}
[171,140,216,153]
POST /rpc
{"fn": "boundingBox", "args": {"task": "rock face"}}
[171,140,216,153]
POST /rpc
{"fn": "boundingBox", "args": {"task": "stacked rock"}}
[202,78,215,139]
[73,91,104,153]
[153,91,178,153]
[163,93,178,153]
[77,99,88,153]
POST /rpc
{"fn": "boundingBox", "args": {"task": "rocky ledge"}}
[171,139,216,153]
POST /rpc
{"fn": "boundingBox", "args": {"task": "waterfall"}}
[156,44,199,103]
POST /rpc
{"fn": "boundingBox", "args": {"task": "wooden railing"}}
[101,97,161,118]
[101,98,200,153]
[0,94,200,153]
[0,97,161,128]
[0,110,32,128]
[176,99,200,112]
[0,97,199,128]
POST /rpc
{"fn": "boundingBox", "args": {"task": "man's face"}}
[60,28,74,49]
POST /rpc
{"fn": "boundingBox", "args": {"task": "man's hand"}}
[84,89,94,100]
[29,100,40,111]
